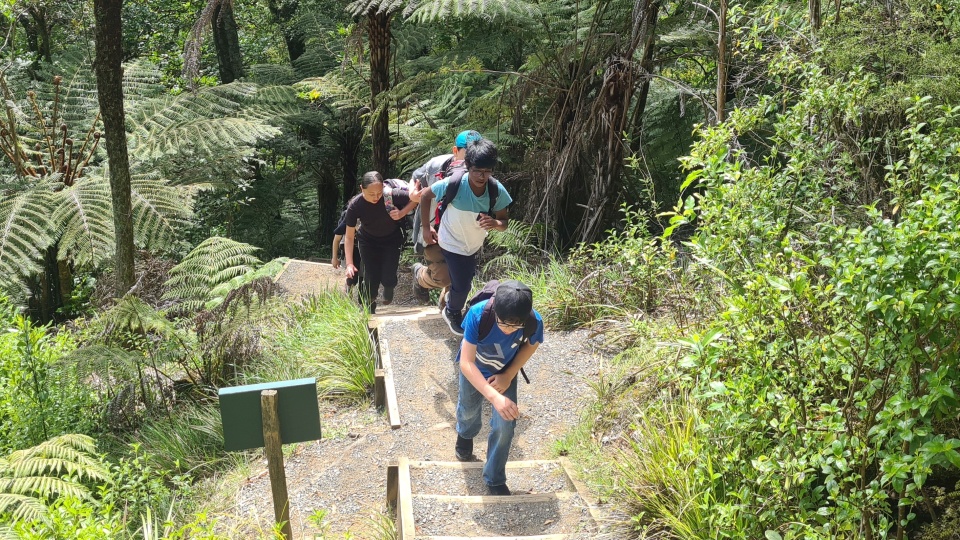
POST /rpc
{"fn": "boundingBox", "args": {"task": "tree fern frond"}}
[61,344,144,382]
[99,295,177,338]
[129,173,191,250]
[247,64,299,86]
[53,176,115,268]
[0,434,108,522]
[295,74,369,110]
[0,189,56,282]
[405,0,541,23]
[346,0,406,17]
[163,237,262,310]
[0,493,46,522]
[126,83,283,169]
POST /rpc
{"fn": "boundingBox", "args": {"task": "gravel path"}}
[221,261,611,538]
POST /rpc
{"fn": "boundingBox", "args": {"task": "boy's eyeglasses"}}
[496,317,525,330]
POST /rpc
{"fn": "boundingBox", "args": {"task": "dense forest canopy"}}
[0,0,959,538]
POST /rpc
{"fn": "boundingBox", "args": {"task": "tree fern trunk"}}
[267,0,305,62]
[93,0,135,296]
[368,11,392,176]
[212,1,245,84]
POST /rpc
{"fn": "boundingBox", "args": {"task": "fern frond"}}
[0,188,57,283]
[126,83,284,170]
[405,0,541,23]
[99,295,177,338]
[0,493,46,522]
[346,0,406,16]
[61,344,144,382]
[0,434,108,522]
[129,173,191,249]
[53,176,114,268]
[295,74,369,110]
[163,237,263,310]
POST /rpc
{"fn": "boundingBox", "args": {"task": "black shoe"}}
[412,264,430,303]
[455,435,476,461]
[382,286,394,305]
[442,308,464,336]
[487,484,511,496]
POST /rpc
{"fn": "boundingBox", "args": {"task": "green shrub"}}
[251,292,375,401]
[0,302,96,453]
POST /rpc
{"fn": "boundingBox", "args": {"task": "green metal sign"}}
[219,378,322,451]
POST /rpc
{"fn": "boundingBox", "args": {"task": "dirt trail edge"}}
[223,305,611,538]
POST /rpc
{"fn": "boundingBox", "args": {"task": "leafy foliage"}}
[162,236,264,312]
[0,434,108,523]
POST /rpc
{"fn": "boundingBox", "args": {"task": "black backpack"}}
[382,178,415,236]
[433,167,500,227]
[464,279,537,383]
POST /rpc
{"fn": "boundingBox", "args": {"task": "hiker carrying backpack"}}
[463,279,540,383]
[453,279,543,494]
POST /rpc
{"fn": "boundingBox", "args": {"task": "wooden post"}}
[261,390,293,539]
[386,461,399,510]
[374,368,386,409]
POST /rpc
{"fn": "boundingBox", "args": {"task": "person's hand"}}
[346,263,358,278]
[486,374,512,394]
[477,214,501,231]
[422,226,438,245]
[389,209,403,220]
[409,180,422,203]
[491,393,519,421]
[331,256,340,269]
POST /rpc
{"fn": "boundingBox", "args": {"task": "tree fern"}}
[162,237,263,312]
[0,434,109,522]
[0,189,57,289]
[404,0,541,23]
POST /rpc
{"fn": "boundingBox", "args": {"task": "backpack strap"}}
[487,178,500,216]
[434,167,467,226]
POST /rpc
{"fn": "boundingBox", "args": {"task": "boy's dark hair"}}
[492,280,533,324]
[361,171,384,188]
[464,139,498,170]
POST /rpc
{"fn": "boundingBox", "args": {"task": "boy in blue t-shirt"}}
[454,280,544,496]
[417,138,513,335]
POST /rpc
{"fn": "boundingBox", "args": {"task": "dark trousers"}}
[357,230,403,307]
[441,247,477,314]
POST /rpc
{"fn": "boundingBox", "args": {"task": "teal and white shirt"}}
[431,178,512,256]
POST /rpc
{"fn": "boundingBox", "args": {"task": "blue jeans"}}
[440,248,477,314]
[455,369,519,487]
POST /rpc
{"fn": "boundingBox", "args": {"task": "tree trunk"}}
[716,0,728,124]
[368,11,392,176]
[93,0,135,296]
[266,0,306,63]
[810,0,821,30]
[212,1,245,83]
[628,0,662,148]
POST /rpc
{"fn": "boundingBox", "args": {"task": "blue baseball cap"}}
[455,130,482,149]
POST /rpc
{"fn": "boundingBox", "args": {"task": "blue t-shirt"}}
[458,299,544,379]
[431,177,512,256]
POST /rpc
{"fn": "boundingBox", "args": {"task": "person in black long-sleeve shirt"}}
[344,171,420,313]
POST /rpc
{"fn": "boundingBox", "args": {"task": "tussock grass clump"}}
[251,292,375,402]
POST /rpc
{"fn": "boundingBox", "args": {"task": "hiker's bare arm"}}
[392,198,417,220]
[331,234,343,268]
[488,342,539,391]
[460,341,519,420]
[419,186,438,244]
[344,226,358,278]
[478,208,509,232]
